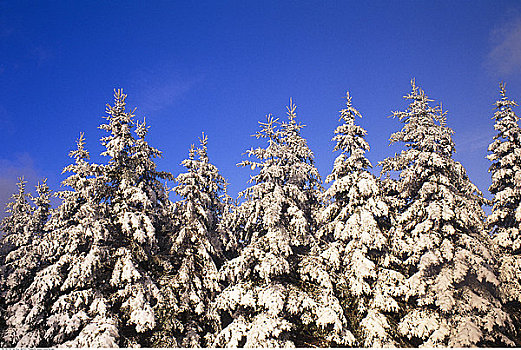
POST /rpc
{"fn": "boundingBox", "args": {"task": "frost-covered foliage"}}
[487,83,521,334]
[0,178,52,346]
[380,80,514,347]
[1,90,172,347]
[1,178,33,248]
[320,92,399,347]
[153,134,229,347]
[29,180,52,236]
[212,101,354,348]
[3,83,521,348]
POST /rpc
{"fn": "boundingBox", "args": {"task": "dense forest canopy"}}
[1,81,520,347]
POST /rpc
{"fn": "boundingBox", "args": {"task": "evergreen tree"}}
[320,92,400,347]
[0,178,36,345]
[1,132,116,347]
[1,178,51,288]
[380,80,513,346]
[0,179,51,338]
[1,90,173,347]
[86,90,173,347]
[153,133,228,347]
[487,83,521,337]
[28,180,52,236]
[211,101,354,347]
[0,178,33,248]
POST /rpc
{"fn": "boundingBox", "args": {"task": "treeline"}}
[0,80,520,347]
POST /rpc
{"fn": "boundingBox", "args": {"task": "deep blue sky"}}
[2,1,521,213]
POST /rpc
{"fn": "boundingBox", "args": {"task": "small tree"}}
[380,80,514,347]
[1,179,51,299]
[211,101,354,347]
[153,133,228,347]
[320,92,400,347]
[1,178,33,248]
[29,179,52,236]
[487,83,521,337]
[0,178,36,346]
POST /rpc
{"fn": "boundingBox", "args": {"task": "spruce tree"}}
[1,90,173,347]
[0,178,37,346]
[1,131,116,347]
[153,133,228,347]
[28,180,52,236]
[211,101,354,347]
[88,90,173,347]
[380,80,513,346]
[320,92,400,347]
[487,83,521,337]
[0,178,33,249]
[1,179,51,295]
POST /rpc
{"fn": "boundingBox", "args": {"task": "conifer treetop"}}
[1,177,33,242]
[325,91,372,186]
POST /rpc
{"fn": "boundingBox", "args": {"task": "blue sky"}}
[1,0,521,212]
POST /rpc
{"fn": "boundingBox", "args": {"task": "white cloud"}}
[487,16,521,76]
[140,78,201,112]
[454,128,494,154]
[131,66,204,113]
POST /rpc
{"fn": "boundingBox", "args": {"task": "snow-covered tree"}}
[28,179,52,236]
[487,83,521,335]
[211,101,354,347]
[76,89,173,347]
[1,90,173,347]
[380,80,514,347]
[0,178,33,249]
[153,133,229,347]
[320,92,400,347]
[0,177,53,347]
[1,130,116,347]
[0,178,34,344]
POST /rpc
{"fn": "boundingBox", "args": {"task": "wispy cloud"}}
[131,66,203,113]
[454,128,494,154]
[487,15,521,76]
[140,78,201,112]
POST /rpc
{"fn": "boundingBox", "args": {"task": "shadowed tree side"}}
[380,80,513,347]
[320,92,401,347]
[211,101,354,347]
[152,133,230,347]
[488,83,521,343]
[0,90,174,347]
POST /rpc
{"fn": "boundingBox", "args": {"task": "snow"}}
[0,85,518,347]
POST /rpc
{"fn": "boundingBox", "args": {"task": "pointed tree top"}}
[198,132,209,162]
[286,97,297,122]
[68,132,90,161]
[496,82,518,110]
[500,81,507,99]
[340,91,363,123]
[136,117,150,139]
[344,90,353,106]
[255,114,279,139]
[16,176,27,193]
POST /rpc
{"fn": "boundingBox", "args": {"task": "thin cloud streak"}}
[454,129,495,155]
[131,67,204,113]
[140,77,201,112]
[487,16,521,76]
